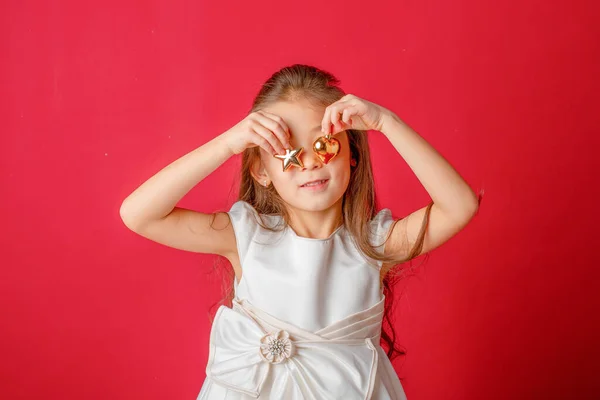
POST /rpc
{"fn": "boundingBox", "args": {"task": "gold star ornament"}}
[273,147,304,171]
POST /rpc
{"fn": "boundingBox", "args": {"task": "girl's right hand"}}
[223,111,292,156]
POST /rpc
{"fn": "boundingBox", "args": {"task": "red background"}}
[1,1,598,399]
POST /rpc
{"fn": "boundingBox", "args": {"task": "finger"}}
[341,106,358,124]
[256,111,291,148]
[323,101,346,134]
[321,106,332,134]
[252,123,284,156]
[329,102,351,133]
[250,133,276,156]
[258,110,291,134]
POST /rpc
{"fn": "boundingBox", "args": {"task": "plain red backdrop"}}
[1,0,598,399]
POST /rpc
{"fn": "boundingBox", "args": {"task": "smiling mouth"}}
[300,179,329,187]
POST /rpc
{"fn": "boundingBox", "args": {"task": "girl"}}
[120,64,480,399]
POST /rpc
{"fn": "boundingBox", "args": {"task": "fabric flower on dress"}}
[259,330,294,364]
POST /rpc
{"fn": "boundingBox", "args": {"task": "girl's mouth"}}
[300,179,329,190]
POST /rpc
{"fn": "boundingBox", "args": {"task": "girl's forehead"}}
[265,101,325,131]
[290,124,323,137]
[262,101,337,144]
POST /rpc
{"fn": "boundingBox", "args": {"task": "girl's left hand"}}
[321,94,391,135]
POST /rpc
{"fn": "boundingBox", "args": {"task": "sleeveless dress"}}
[197,200,408,400]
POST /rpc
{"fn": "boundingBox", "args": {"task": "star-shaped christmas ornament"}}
[273,147,304,171]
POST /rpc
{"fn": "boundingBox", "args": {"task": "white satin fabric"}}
[197,201,407,399]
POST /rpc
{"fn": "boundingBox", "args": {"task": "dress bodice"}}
[226,200,396,332]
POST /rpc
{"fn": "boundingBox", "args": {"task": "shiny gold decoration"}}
[273,147,304,171]
[312,134,340,164]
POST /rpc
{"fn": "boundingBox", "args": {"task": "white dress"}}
[197,200,408,400]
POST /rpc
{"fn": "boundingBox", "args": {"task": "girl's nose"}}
[301,149,323,170]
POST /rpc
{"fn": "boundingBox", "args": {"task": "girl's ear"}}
[249,157,271,185]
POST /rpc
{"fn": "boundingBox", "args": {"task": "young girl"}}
[120,64,480,399]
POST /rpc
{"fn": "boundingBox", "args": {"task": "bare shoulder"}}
[120,207,238,259]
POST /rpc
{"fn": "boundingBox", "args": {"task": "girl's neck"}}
[285,201,344,240]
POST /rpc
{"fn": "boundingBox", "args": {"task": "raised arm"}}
[119,110,292,258]
[119,134,238,257]
[378,111,480,260]
[321,93,480,263]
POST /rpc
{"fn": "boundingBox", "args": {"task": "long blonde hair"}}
[210,64,433,361]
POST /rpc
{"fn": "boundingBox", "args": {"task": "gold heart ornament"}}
[313,134,340,164]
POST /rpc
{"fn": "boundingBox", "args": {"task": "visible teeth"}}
[304,180,326,187]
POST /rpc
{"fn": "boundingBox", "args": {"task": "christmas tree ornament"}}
[273,147,304,171]
[313,134,340,164]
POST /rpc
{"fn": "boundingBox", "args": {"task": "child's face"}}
[255,99,352,213]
